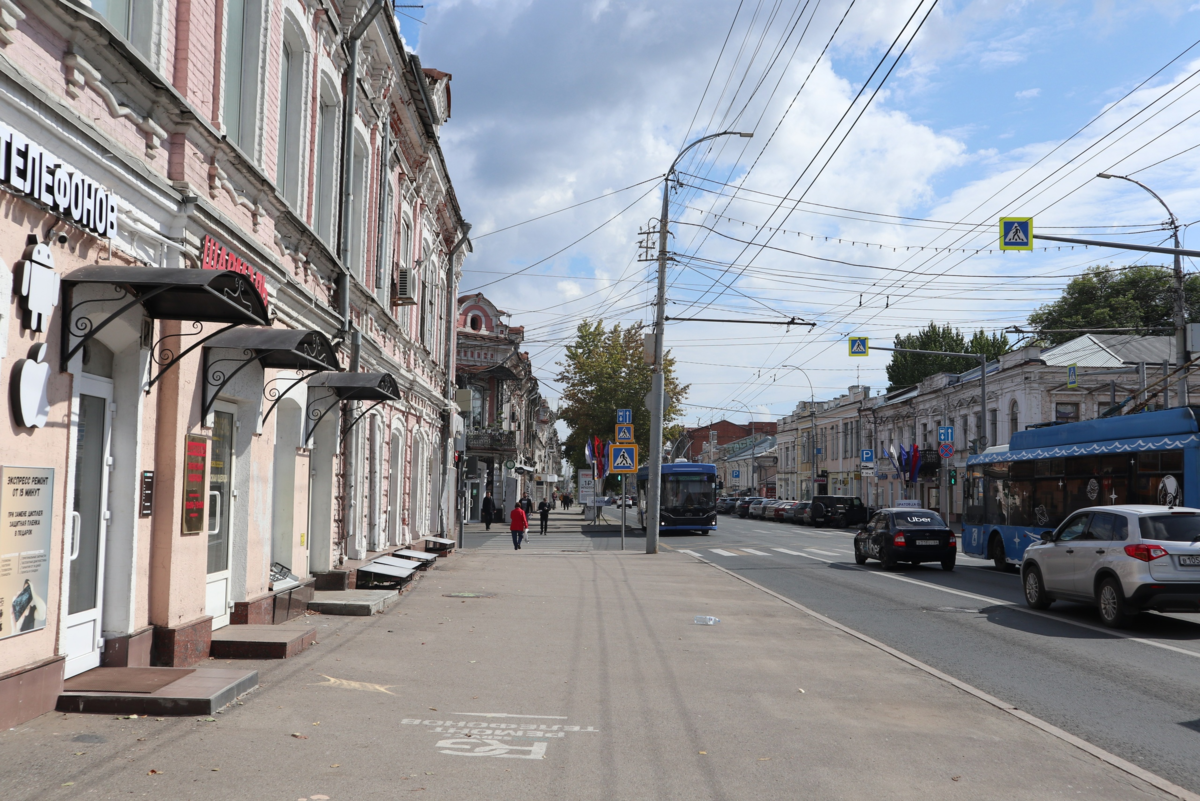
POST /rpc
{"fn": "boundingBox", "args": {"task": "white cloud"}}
[1015,88,1041,99]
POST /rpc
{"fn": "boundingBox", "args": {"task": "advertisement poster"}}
[0,466,54,640]
[182,435,208,535]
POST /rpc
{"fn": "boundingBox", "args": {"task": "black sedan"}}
[853,508,956,571]
[734,497,763,518]
[782,501,810,523]
[715,497,737,514]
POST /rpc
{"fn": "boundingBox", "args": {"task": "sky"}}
[398,0,1200,431]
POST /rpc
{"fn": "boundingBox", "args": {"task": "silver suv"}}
[1021,505,1200,628]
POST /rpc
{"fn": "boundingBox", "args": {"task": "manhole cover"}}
[443,592,495,598]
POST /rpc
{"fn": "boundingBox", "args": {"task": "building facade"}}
[0,0,466,727]
[688,419,775,463]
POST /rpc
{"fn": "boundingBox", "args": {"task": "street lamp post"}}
[647,130,753,554]
[1097,173,1186,405]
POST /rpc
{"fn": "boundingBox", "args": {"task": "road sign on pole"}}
[610,445,638,473]
[616,408,633,424]
[938,426,954,443]
[939,442,954,459]
[860,464,875,477]
[1000,217,1033,251]
[860,449,874,463]
[732,469,740,479]
[615,424,634,442]
[1067,364,1078,389]
[849,337,869,356]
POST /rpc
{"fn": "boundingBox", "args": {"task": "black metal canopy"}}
[61,266,270,372]
[308,372,401,401]
[201,328,341,420]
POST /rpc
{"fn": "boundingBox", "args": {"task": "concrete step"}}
[209,623,317,659]
[57,667,258,716]
[308,589,400,616]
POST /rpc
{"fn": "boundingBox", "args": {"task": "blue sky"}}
[400,0,1200,427]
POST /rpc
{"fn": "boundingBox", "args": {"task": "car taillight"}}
[1124,543,1169,562]
[947,534,956,546]
[893,531,906,546]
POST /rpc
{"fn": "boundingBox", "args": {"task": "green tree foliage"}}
[1027,265,1200,346]
[557,320,689,489]
[886,323,1010,391]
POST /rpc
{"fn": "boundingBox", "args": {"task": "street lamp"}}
[782,365,818,501]
[1097,172,1187,405]
[646,130,753,554]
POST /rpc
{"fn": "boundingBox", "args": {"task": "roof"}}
[308,372,401,400]
[1040,334,1175,368]
[207,328,340,371]
[63,266,270,325]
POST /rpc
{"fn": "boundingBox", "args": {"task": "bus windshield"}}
[663,474,716,513]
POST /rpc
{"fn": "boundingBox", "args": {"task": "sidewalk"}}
[462,508,641,552]
[0,548,1180,800]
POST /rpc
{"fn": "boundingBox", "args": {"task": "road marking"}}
[742,548,769,555]
[754,529,774,535]
[448,712,568,719]
[684,552,1200,801]
[313,675,396,694]
[779,550,1200,662]
[710,549,738,556]
[806,548,841,556]
[772,548,805,556]
[679,550,701,557]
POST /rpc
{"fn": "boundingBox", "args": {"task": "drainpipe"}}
[437,226,472,537]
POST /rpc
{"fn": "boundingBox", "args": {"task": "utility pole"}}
[647,130,752,554]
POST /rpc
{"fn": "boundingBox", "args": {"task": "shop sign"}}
[201,236,268,310]
[139,471,154,518]
[181,435,208,535]
[0,466,53,639]
[0,121,118,239]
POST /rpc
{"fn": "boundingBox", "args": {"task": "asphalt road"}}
[666,512,1200,795]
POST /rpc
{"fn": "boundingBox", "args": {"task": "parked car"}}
[716,497,737,515]
[808,495,870,528]
[1021,505,1200,628]
[783,501,811,524]
[735,497,762,518]
[747,499,770,519]
[773,501,797,521]
[854,508,956,571]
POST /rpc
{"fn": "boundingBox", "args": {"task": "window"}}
[276,34,306,207]
[314,89,338,242]
[94,0,153,58]
[349,137,367,279]
[223,0,262,155]
[1055,403,1080,425]
[1010,401,1019,438]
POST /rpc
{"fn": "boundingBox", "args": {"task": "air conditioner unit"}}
[391,266,417,306]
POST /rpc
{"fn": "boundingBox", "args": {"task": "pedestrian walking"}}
[537,498,551,535]
[481,490,496,531]
[518,493,533,516]
[510,505,528,550]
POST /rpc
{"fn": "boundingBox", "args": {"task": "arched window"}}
[388,425,406,545]
[277,21,308,207]
[409,432,426,536]
[469,388,484,430]
[1010,401,1019,439]
[314,80,339,242]
[348,135,369,280]
[223,0,263,155]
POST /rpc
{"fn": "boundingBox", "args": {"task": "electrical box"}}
[1187,323,1200,353]
[644,332,655,365]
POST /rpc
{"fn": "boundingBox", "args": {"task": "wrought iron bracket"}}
[261,369,322,425]
[201,346,282,422]
[60,283,169,372]
[339,399,386,446]
[304,391,341,447]
[144,321,240,394]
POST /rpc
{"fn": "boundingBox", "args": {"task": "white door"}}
[206,403,237,629]
[64,375,113,678]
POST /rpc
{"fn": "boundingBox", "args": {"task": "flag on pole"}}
[909,443,921,483]
[585,439,594,465]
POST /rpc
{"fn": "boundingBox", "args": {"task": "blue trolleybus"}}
[636,462,719,533]
[964,407,1195,568]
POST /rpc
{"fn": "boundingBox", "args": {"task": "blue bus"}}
[636,462,719,533]
[963,407,1195,569]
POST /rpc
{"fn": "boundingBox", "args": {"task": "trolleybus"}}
[637,462,719,534]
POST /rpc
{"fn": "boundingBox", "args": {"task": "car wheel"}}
[880,546,898,571]
[854,540,868,565]
[1097,577,1134,628]
[1023,566,1051,609]
[941,554,956,571]
[989,534,1014,572]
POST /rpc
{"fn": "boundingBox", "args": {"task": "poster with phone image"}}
[0,467,54,639]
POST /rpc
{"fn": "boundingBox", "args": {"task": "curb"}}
[683,551,1200,801]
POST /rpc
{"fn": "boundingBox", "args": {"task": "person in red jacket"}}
[509,505,528,550]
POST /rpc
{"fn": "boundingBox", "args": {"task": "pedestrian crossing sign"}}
[615,424,634,442]
[849,336,869,356]
[610,444,638,473]
[1000,217,1033,251]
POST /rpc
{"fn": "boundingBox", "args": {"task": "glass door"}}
[64,376,113,678]
[206,404,236,629]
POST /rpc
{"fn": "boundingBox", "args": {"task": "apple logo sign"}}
[12,342,50,428]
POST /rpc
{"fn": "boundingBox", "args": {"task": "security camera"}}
[55,232,68,244]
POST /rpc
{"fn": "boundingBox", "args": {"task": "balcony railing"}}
[466,430,517,451]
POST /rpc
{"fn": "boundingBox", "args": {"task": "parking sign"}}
[860,449,874,463]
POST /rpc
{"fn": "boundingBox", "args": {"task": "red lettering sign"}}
[200,235,269,311]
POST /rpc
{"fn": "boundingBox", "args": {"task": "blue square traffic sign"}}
[1000,217,1033,251]
[860,449,874,463]
[732,470,740,479]
[616,408,633,424]
[610,444,638,473]
[938,426,954,443]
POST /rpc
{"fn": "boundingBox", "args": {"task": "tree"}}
[886,323,1010,391]
[557,320,689,491]
[1027,264,1200,346]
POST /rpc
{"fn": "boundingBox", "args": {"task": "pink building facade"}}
[0,0,467,726]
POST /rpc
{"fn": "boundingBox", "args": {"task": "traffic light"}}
[949,468,957,486]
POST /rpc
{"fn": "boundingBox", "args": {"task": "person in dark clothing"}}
[537,499,551,534]
[481,491,496,531]
[518,493,533,516]
[510,505,528,550]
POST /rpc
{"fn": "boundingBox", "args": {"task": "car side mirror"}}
[1040,531,1053,543]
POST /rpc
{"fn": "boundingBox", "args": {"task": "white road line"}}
[754,529,774,535]
[679,550,701,557]
[709,549,738,556]
[782,550,1200,662]
[772,548,805,556]
[741,548,769,556]
[806,548,841,557]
